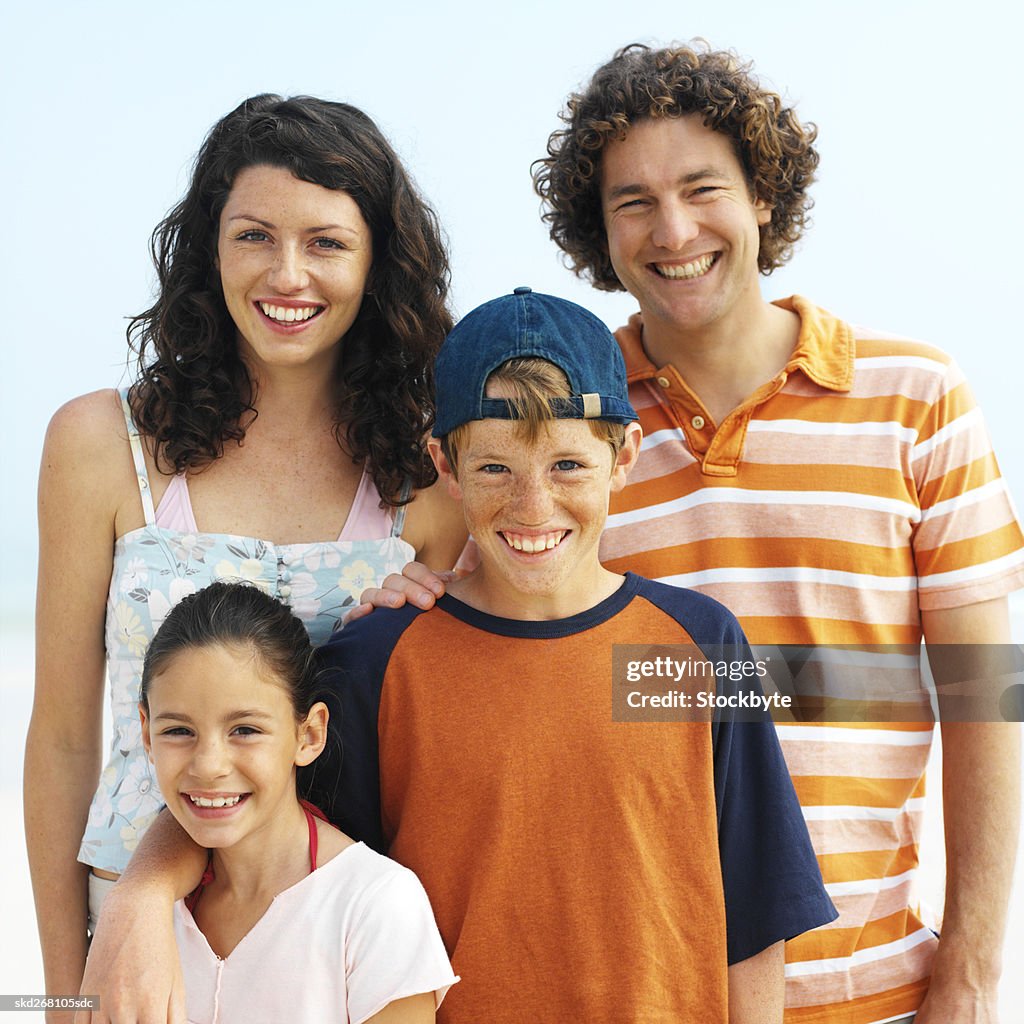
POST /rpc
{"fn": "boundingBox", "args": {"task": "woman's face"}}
[216,164,373,377]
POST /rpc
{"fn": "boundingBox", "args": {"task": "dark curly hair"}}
[128,94,453,505]
[532,42,820,288]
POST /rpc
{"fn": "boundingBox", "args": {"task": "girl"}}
[139,581,457,1023]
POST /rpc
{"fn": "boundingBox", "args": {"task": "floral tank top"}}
[78,391,415,874]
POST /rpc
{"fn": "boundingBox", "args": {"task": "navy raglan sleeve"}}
[309,605,423,855]
[637,579,838,963]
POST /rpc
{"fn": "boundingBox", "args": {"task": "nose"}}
[651,200,699,251]
[188,736,231,783]
[512,472,556,526]
[267,243,310,293]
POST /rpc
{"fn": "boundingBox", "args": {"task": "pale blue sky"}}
[3,0,1022,621]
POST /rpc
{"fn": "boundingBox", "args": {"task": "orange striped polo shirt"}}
[602,296,1024,1024]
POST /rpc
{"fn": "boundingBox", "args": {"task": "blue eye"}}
[554,460,582,471]
[481,464,508,474]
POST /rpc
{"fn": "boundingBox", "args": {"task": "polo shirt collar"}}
[618,295,854,393]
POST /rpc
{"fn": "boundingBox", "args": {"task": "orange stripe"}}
[787,908,925,962]
[917,520,1024,572]
[916,452,1004,509]
[784,979,928,1024]
[816,842,920,887]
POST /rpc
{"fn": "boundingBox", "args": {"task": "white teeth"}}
[259,303,321,323]
[501,531,567,553]
[188,794,242,808]
[654,254,715,279]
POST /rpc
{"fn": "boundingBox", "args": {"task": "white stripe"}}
[919,476,1009,522]
[774,726,932,746]
[658,565,918,591]
[855,355,948,375]
[746,419,918,443]
[606,487,921,529]
[801,798,926,822]
[917,548,1024,589]
[912,406,985,461]
[785,927,934,977]
[825,868,916,898]
[640,426,687,451]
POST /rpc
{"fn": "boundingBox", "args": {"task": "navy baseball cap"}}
[432,287,638,437]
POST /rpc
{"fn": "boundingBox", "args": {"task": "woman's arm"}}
[25,391,127,1023]
[78,811,206,1024]
[397,478,467,578]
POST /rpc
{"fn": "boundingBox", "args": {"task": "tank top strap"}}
[300,799,329,872]
[391,478,413,539]
[118,387,157,526]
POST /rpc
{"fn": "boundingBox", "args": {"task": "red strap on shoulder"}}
[300,799,328,871]
[184,855,215,914]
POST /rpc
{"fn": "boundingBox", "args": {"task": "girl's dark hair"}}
[128,94,453,506]
[140,582,318,716]
[141,582,329,800]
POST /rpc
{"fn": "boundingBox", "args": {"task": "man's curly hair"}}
[532,42,819,288]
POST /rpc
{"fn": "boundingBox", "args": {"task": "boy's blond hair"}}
[440,358,626,474]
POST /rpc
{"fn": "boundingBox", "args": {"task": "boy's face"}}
[429,413,639,616]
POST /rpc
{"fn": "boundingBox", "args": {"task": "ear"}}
[754,195,772,227]
[610,423,643,493]
[427,438,463,502]
[139,703,153,764]
[295,702,329,767]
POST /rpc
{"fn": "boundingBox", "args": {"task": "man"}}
[382,43,1024,1024]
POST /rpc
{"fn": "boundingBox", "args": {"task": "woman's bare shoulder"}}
[41,389,140,523]
[45,388,128,456]
[401,477,467,571]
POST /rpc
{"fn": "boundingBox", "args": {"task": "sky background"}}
[2,0,1023,1009]
[3,0,1023,625]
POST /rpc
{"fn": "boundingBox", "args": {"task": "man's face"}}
[600,114,771,342]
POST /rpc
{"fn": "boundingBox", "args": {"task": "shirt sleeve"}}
[706,627,839,963]
[345,862,459,1024]
[911,358,1024,609]
[311,606,424,853]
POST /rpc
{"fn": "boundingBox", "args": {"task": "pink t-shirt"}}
[174,842,458,1023]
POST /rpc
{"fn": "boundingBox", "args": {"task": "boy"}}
[316,287,836,1023]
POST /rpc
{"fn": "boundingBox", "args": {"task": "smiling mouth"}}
[186,793,246,808]
[258,302,324,324]
[499,530,569,553]
[652,254,717,279]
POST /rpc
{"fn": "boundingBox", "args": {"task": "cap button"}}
[513,286,532,295]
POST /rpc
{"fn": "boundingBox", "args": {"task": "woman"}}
[25,93,466,1012]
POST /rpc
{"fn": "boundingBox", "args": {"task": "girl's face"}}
[140,643,326,852]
